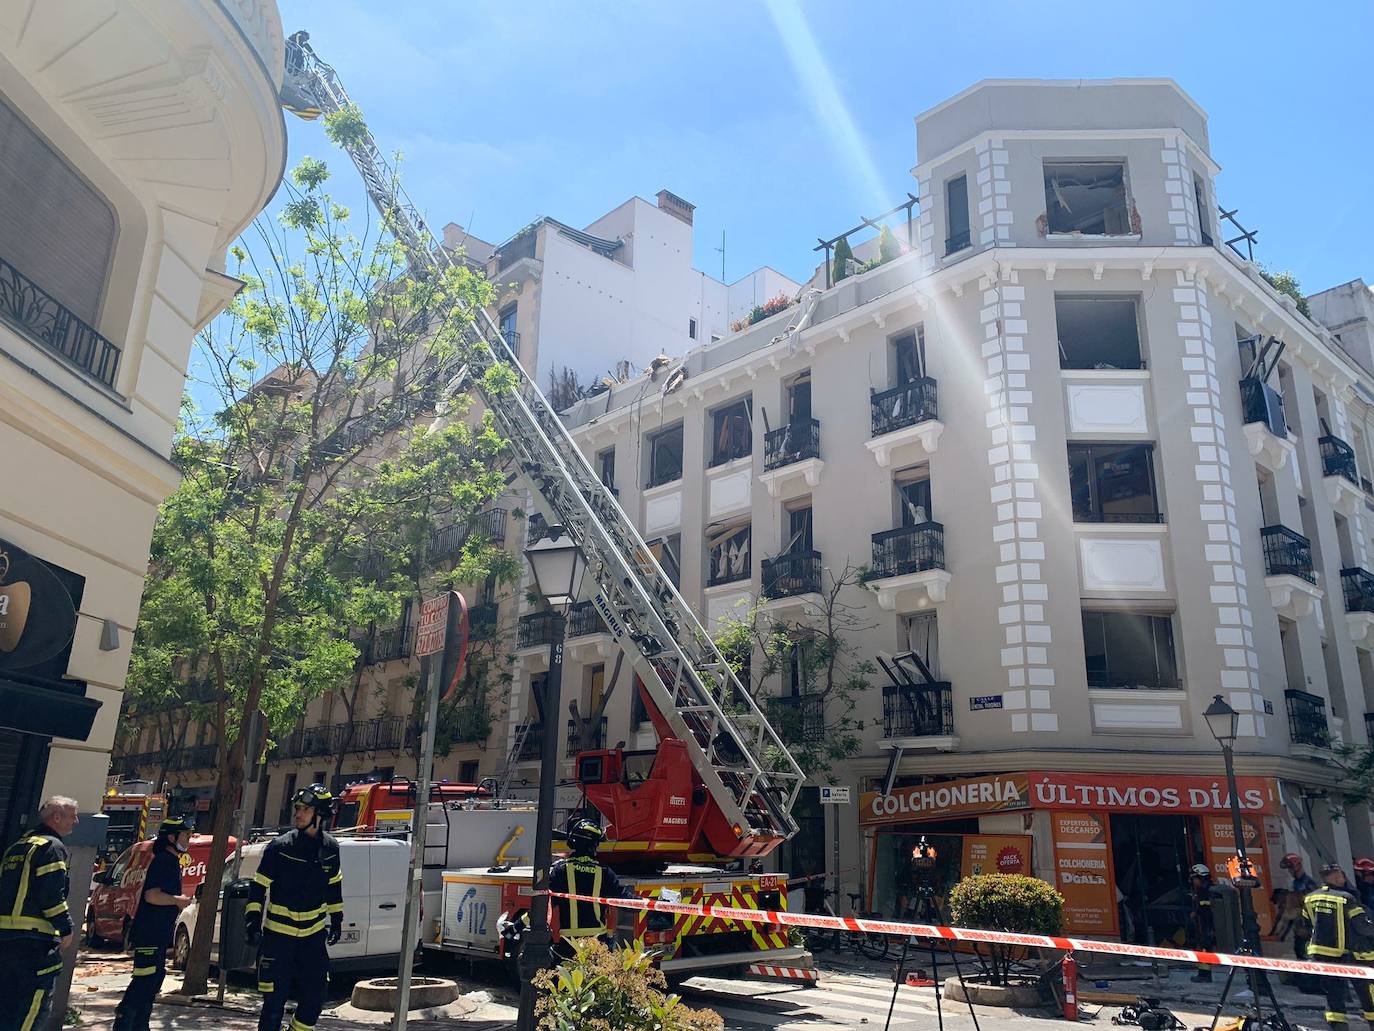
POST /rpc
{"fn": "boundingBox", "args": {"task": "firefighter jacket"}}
[549,856,629,938]
[0,825,72,944]
[1303,885,1374,961]
[246,829,343,938]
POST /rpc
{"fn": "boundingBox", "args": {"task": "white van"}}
[172,836,413,975]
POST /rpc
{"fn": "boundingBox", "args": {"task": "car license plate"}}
[340,929,360,944]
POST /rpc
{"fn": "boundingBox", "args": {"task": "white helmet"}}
[1190,864,1210,878]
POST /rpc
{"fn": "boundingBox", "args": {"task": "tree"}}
[878,224,902,264]
[711,563,871,777]
[831,236,855,283]
[948,874,1064,985]
[1259,265,1313,318]
[126,109,520,996]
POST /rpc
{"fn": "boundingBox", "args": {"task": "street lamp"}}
[1203,694,1261,951]
[516,524,588,1031]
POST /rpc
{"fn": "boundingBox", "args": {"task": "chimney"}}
[656,189,695,226]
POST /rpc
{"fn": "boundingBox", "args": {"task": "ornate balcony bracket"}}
[871,568,951,612]
[865,419,945,470]
[758,457,824,499]
[882,734,960,753]
[1266,573,1322,620]
[1347,611,1374,646]
[1324,474,1363,518]
[1242,422,1296,472]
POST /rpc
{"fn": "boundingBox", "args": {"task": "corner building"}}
[552,79,1374,943]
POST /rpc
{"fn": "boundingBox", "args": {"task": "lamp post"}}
[1202,693,1263,955]
[516,524,588,1031]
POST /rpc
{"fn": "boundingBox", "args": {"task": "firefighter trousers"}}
[257,930,328,1031]
[1320,966,1374,1026]
[112,940,169,1031]
[0,938,61,1031]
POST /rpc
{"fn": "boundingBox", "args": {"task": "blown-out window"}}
[710,397,753,466]
[647,424,683,487]
[1044,161,1131,236]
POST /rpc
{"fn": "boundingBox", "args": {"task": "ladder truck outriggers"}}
[280,33,818,978]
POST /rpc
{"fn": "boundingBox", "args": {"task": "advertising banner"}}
[1051,811,1119,936]
[1028,772,1280,816]
[859,773,1030,826]
[961,835,1032,878]
[1202,815,1275,932]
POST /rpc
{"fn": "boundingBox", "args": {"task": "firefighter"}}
[548,818,629,956]
[112,817,195,1031]
[1303,862,1374,1028]
[0,796,78,1031]
[1187,863,1217,983]
[1284,852,1323,993]
[1355,858,1374,912]
[245,785,343,1031]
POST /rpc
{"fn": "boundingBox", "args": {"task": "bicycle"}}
[806,889,891,961]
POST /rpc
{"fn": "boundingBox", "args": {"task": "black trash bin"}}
[219,878,257,973]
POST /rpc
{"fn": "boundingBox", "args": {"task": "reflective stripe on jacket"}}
[0,827,72,943]
[246,830,343,938]
[1304,885,1374,959]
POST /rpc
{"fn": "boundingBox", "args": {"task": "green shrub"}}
[832,236,854,282]
[534,938,723,1031]
[948,874,1064,984]
[878,224,902,263]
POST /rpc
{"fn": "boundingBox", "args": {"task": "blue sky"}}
[274,0,1372,294]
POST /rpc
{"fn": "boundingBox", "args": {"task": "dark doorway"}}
[1110,813,1203,945]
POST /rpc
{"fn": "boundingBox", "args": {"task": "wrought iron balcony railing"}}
[517,723,543,762]
[364,623,413,665]
[1284,689,1330,748]
[518,611,558,649]
[1240,377,1287,438]
[271,716,404,760]
[429,507,508,559]
[871,377,938,438]
[870,522,945,580]
[1261,525,1315,583]
[0,253,122,389]
[882,682,954,738]
[766,694,826,744]
[1342,567,1374,613]
[567,599,608,638]
[762,550,822,600]
[1319,435,1359,485]
[565,716,608,757]
[945,229,972,255]
[763,419,821,471]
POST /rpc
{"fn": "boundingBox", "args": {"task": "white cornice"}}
[911,127,1221,179]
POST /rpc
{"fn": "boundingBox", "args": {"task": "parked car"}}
[171,835,411,975]
[85,834,234,951]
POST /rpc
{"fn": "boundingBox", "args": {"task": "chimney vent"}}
[656,189,695,226]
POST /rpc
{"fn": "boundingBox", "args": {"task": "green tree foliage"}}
[878,223,902,263]
[712,564,871,777]
[831,235,855,282]
[534,939,723,1031]
[128,152,520,995]
[949,874,1065,984]
[1259,265,1312,318]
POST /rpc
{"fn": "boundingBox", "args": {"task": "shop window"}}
[459,760,479,783]
[647,424,683,487]
[1081,610,1178,690]
[1068,443,1161,522]
[707,521,750,587]
[647,534,681,588]
[1043,161,1131,236]
[945,174,971,254]
[710,396,753,466]
[1055,295,1143,370]
[597,447,615,491]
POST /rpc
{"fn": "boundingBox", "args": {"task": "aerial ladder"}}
[280,33,806,859]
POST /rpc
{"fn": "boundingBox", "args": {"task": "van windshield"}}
[336,801,360,830]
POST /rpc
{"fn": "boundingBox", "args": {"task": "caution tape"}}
[549,891,1374,981]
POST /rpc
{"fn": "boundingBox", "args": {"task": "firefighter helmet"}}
[1190,863,1211,878]
[157,816,192,852]
[1280,852,1302,870]
[1354,857,1374,874]
[292,784,336,819]
[565,818,604,856]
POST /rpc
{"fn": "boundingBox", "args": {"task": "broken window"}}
[895,471,933,527]
[786,504,813,554]
[787,372,812,424]
[706,521,751,587]
[647,423,683,487]
[903,612,940,679]
[1082,611,1178,690]
[1068,443,1161,522]
[646,533,682,589]
[1043,161,1131,236]
[1055,295,1143,370]
[710,396,753,466]
[892,327,926,385]
[945,174,971,254]
[597,447,615,491]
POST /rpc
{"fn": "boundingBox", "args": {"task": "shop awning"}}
[0,675,101,740]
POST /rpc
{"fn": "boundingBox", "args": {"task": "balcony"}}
[867,522,950,611]
[271,717,404,761]
[0,253,123,390]
[467,602,499,639]
[867,378,943,468]
[566,600,616,660]
[364,623,413,665]
[517,723,544,762]
[1284,689,1331,749]
[882,683,955,741]
[762,551,823,613]
[518,611,558,650]
[945,229,972,255]
[565,716,608,757]
[767,694,826,745]
[1262,525,1321,620]
[1239,378,1294,472]
[760,419,823,499]
[567,600,607,638]
[1320,436,1363,516]
[1341,567,1374,645]
[429,508,508,560]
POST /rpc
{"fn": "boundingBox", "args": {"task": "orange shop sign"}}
[859,774,1030,826]
[1026,772,1280,816]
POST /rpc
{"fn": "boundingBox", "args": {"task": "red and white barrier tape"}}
[549,891,1374,981]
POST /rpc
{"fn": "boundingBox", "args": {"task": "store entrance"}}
[1110,813,1203,945]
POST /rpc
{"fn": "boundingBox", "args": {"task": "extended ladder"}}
[281,34,806,852]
